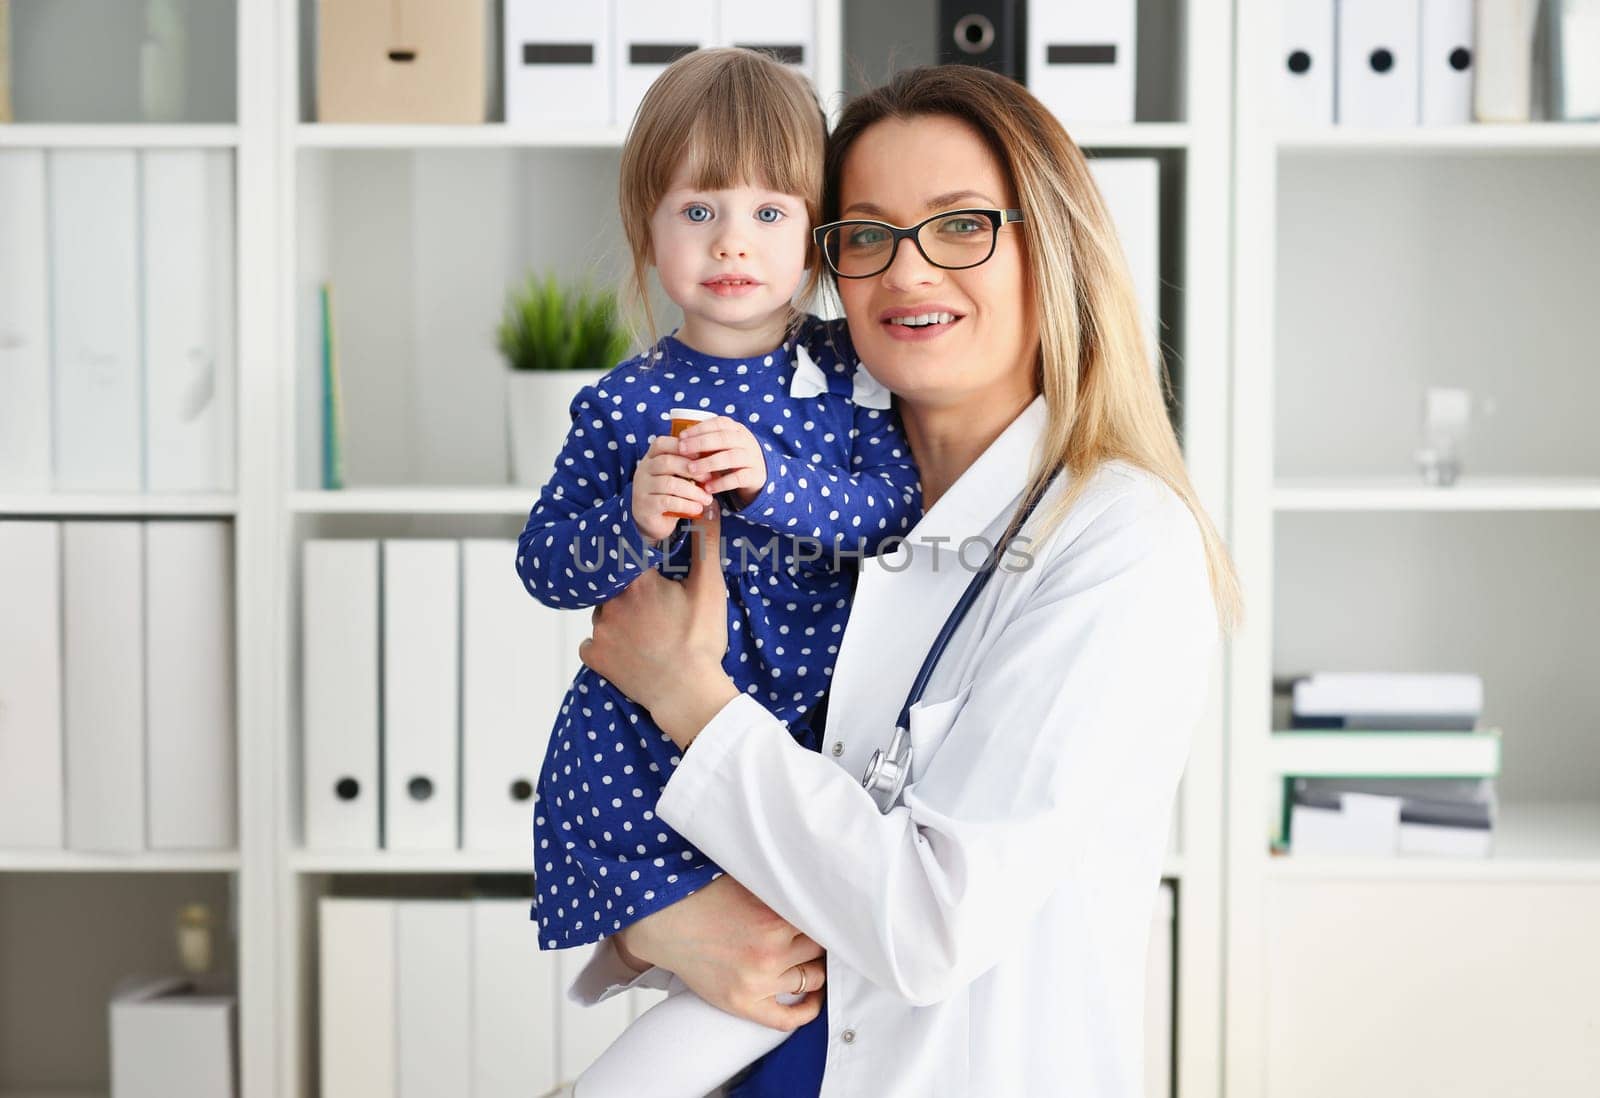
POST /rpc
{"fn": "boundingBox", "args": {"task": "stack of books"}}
[1270,672,1500,859]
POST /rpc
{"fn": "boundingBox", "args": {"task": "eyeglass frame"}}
[811,208,1026,279]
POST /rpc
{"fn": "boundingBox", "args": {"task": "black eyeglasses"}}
[812,208,1025,279]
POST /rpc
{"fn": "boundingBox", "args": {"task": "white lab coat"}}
[574,394,1218,1096]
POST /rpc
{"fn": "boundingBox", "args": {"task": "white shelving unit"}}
[1229,6,1600,1098]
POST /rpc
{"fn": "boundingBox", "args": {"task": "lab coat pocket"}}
[905,684,974,786]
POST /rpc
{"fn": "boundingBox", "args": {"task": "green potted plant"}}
[497,273,631,485]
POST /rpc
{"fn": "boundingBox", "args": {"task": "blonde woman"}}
[574,65,1241,1097]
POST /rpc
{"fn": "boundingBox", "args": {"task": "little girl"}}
[515,49,921,1096]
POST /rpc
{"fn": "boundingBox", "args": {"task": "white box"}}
[142,150,237,492]
[1087,158,1161,370]
[303,540,382,850]
[1276,0,1336,125]
[462,539,567,852]
[0,151,53,491]
[63,522,146,852]
[1337,0,1421,126]
[472,898,560,1097]
[719,0,816,80]
[0,521,64,848]
[1028,1,1137,125]
[614,0,717,128]
[505,1,613,126]
[320,898,398,1098]
[397,901,472,1097]
[111,980,237,1098]
[382,540,461,851]
[145,521,237,850]
[50,151,144,492]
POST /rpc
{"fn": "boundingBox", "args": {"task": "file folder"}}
[145,521,237,851]
[383,540,461,851]
[1087,158,1161,370]
[1028,3,1137,124]
[938,0,1024,79]
[397,901,472,1098]
[1276,0,1336,125]
[462,540,566,852]
[50,151,144,492]
[557,946,635,1081]
[320,898,398,1098]
[614,0,716,128]
[0,521,64,849]
[1473,0,1539,122]
[303,540,382,851]
[1420,0,1474,124]
[472,898,560,1097]
[0,151,52,492]
[1337,0,1421,126]
[504,2,613,126]
[720,0,815,78]
[64,522,146,852]
[142,150,237,493]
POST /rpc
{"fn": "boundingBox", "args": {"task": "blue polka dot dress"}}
[515,314,922,949]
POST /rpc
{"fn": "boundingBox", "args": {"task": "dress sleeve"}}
[739,400,922,555]
[515,379,691,610]
[654,479,1218,1005]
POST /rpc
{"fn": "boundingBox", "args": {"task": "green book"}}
[320,284,346,491]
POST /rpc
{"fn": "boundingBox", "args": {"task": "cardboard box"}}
[317,0,488,123]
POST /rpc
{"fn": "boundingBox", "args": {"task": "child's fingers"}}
[646,478,713,510]
[676,423,745,457]
[642,451,699,480]
[699,470,761,496]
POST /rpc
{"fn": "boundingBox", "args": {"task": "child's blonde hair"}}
[618,48,828,351]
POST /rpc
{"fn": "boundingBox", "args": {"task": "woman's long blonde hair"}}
[618,48,828,350]
[824,67,1241,630]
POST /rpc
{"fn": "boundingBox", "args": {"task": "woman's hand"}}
[676,416,769,510]
[632,435,714,541]
[617,875,827,1031]
[580,504,741,748]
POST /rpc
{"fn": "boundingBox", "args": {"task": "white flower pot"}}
[507,369,609,486]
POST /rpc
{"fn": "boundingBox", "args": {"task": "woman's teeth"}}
[889,312,957,327]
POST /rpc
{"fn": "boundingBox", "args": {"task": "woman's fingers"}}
[779,959,827,998]
[783,933,825,969]
[744,990,825,1033]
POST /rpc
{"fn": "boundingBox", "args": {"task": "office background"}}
[0,0,1596,1095]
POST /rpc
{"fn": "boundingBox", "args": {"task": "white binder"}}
[320,898,397,1098]
[303,540,381,851]
[1276,0,1336,126]
[462,539,566,852]
[1087,158,1161,370]
[719,0,816,79]
[472,898,560,1097]
[49,151,144,492]
[1028,2,1137,125]
[1337,0,1421,126]
[505,2,613,126]
[556,946,634,1082]
[63,522,146,852]
[383,540,461,851]
[1473,0,1540,122]
[0,151,52,492]
[1145,882,1175,1098]
[145,522,237,851]
[614,0,717,128]
[397,901,472,1098]
[0,522,64,849]
[1420,0,1474,124]
[142,150,236,493]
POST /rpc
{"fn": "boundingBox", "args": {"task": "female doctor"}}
[575,65,1241,1096]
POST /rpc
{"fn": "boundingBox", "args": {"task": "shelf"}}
[1274,123,1600,154]
[0,850,240,873]
[0,124,240,149]
[0,494,239,517]
[1272,477,1600,512]
[1267,800,1600,882]
[290,850,532,874]
[296,123,630,149]
[289,488,534,515]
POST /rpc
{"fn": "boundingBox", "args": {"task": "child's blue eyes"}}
[685,204,713,223]
[681,204,788,224]
[756,207,784,224]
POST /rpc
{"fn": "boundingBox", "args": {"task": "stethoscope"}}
[861,468,1062,813]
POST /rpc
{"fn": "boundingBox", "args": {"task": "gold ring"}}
[792,965,809,996]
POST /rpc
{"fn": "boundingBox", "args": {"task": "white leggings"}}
[573,976,801,1098]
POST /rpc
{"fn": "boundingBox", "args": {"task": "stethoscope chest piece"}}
[861,724,912,812]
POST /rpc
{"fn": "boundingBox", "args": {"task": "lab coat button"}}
[831,742,844,757]
[841,1028,856,1044]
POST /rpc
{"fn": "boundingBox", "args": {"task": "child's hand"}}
[676,417,769,510]
[633,435,714,541]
